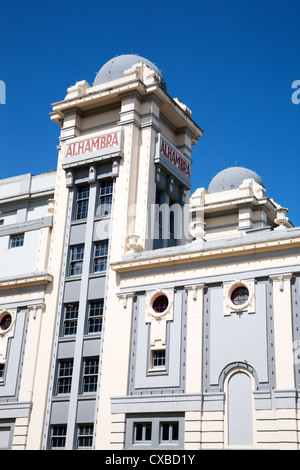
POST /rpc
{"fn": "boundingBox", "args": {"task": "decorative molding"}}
[0,308,17,363]
[185,283,205,300]
[145,289,174,351]
[269,272,293,292]
[223,278,255,316]
[27,303,46,319]
[117,292,135,309]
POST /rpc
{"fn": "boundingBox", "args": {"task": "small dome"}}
[208,166,264,193]
[93,54,167,91]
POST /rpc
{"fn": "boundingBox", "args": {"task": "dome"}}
[93,54,167,91]
[208,166,264,193]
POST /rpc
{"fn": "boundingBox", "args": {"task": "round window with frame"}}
[152,295,169,314]
[0,312,13,334]
[230,286,249,307]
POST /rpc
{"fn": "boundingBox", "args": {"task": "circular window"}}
[231,286,249,306]
[152,295,169,314]
[0,314,12,331]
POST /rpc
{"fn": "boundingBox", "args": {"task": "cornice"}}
[50,78,203,138]
[0,272,53,290]
[111,228,300,273]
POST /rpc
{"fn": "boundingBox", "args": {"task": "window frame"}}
[74,185,90,221]
[69,244,85,277]
[81,357,99,394]
[152,295,169,314]
[92,240,108,273]
[9,233,24,248]
[87,300,104,334]
[0,363,5,381]
[231,286,250,306]
[56,359,73,395]
[133,422,152,444]
[160,421,179,444]
[76,423,94,449]
[50,425,67,449]
[61,303,79,337]
[96,180,113,218]
[125,415,184,449]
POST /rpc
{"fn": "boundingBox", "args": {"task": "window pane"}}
[76,186,90,220]
[10,233,24,248]
[134,423,152,443]
[153,295,168,313]
[57,360,73,394]
[160,422,179,442]
[93,241,108,273]
[51,425,67,449]
[77,424,93,449]
[161,423,170,441]
[172,422,179,441]
[88,300,103,334]
[0,363,5,379]
[231,287,249,306]
[82,357,99,393]
[152,350,166,368]
[70,245,84,276]
[63,303,78,336]
[97,180,113,217]
[135,423,143,441]
[144,423,152,441]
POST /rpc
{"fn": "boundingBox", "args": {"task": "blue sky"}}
[1,0,300,225]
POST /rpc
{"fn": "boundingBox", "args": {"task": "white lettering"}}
[105,454,139,467]
[291,80,300,104]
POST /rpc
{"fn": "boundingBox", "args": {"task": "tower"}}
[27,54,202,449]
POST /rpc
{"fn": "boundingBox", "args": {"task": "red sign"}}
[65,131,119,158]
[160,140,191,178]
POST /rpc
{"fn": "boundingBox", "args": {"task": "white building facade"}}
[0,171,55,449]
[0,55,300,450]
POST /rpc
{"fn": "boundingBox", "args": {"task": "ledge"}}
[111,228,300,272]
[0,401,32,419]
[0,272,53,290]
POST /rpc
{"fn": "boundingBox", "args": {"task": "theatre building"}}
[0,54,300,450]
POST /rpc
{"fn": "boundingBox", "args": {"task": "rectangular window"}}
[82,357,99,393]
[75,186,90,220]
[96,180,113,217]
[134,422,152,443]
[0,363,5,380]
[160,422,179,443]
[76,424,94,449]
[93,240,108,273]
[169,198,176,238]
[87,300,103,334]
[10,233,24,248]
[56,359,73,394]
[50,425,67,449]
[69,244,84,276]
[62,303,79,336]
[152,350,166,369]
